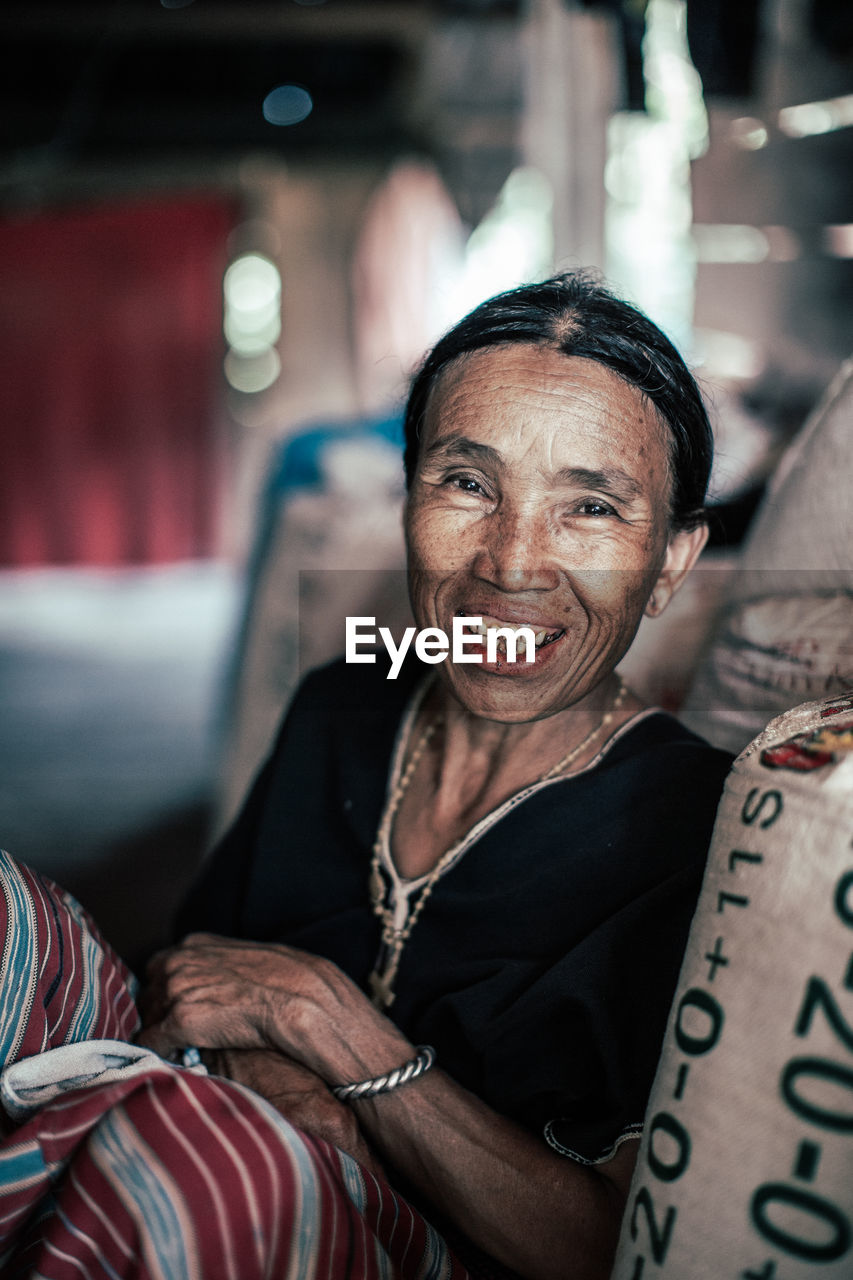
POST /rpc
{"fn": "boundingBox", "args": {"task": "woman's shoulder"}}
[607,707,734,776]
[508,709,734,862]
[577,707,734,840]
[268,653,426,778]
[292,650,423,719]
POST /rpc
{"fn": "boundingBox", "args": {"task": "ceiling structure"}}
[4,0,851,375]
[0,0,529,222]
[2,3,423,159]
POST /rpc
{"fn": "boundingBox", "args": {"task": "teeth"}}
[463,617,562,652]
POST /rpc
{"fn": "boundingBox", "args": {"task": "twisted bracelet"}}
[331,1046,435,1102]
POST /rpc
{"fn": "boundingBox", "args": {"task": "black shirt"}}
[179,657,732,1162]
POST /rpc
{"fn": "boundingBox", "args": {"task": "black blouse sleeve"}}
[398,724,732,1165]
[489,861,707,1163]
[494,735,731,1163]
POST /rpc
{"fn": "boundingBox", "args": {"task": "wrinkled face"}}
[404,343,696,723]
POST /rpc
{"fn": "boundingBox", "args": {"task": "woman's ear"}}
[645,522,708,618]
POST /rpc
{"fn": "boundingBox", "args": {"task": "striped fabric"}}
[0,853,471,1280]
[0,850,139,1067]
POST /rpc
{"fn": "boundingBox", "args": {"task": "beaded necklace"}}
[367,676,628,1009]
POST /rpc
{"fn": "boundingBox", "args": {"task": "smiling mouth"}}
[463,615,566,656]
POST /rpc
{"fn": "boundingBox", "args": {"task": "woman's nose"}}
[471,506,560,593]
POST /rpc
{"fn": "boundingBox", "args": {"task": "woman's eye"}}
[576,498,618,518]
[446,473,487,496]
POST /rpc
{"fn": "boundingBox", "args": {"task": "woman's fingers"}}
[137,934,395,1087]
[139,938,283,1054]
[137,935,344,1061]
[136,980,270,1055]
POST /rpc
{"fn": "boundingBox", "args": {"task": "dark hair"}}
[403,270,713,530]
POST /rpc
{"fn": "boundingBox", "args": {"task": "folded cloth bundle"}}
[0,1039,207,1122]
[0,850,473,1280]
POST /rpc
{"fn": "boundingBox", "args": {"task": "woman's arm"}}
[139,933,636,1280]
[201,1047,386,1177]
[354,1059,637,1280]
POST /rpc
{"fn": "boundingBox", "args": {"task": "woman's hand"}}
[137,932,634,1280]
[137,932,371,1074]
[204,1048,386,1177]
[138,935,401,1179]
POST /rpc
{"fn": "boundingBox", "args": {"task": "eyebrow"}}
[423,434,502,469]
[552,466,645,501]
[423,435,645,501]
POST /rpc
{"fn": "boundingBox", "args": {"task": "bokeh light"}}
[223,253,282,394]
[692,224,770,264]
[778,93,853,138]
[223,253,282,355]
[224,348,282,395]
[262,85,314,127]
[730,117,769,151]
[824,226,853,259]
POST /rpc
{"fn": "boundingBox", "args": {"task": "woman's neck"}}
[434,672,627,782]
[390,674,639,880]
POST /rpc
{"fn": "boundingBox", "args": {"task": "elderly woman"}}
[0,273,730,1280]
[137,272,731,1279]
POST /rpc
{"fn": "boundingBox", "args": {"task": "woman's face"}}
[404,344,705,723]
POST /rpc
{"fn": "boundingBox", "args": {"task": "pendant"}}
[368,941,401,1010]
[368,965,396,1010]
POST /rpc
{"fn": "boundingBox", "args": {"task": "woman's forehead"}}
[424,344,670,465]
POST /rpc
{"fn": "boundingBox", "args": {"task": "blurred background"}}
[0,0,851,969]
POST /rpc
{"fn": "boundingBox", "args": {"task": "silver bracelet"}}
[331,1045,435,1102]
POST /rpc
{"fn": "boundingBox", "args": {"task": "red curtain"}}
[0,195,235,566]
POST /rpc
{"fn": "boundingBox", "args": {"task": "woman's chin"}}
[438,634,581,722]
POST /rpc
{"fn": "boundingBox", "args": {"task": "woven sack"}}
[612,691,853,1279]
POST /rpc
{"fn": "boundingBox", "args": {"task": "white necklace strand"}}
[367,676,628,1009]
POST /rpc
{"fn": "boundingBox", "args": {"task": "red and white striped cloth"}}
[0,851,471,1280]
